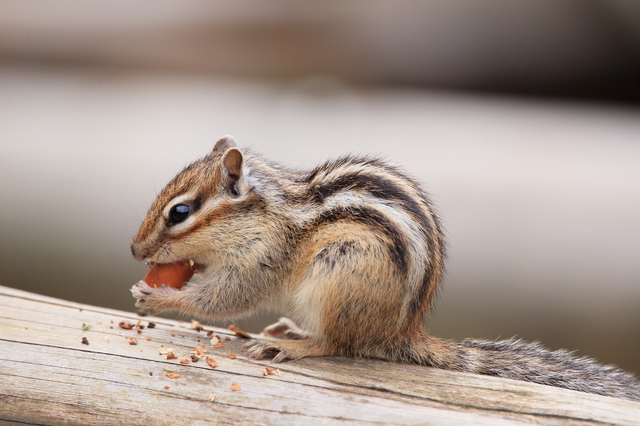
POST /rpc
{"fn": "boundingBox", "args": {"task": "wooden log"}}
[1,285,638,425]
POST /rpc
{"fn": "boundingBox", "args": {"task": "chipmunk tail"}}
[386,332,640,401]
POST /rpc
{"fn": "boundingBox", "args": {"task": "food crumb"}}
[164,385,170,389]
[214,341,225,348]
[179,358,190,364]
[190,320,204,332]
[166,372,180,379]
[228,325,252,339]
[96,320,102,324]
[262,367,281,377]
[82,324,92,331]
[128,337,138,345]
[119,320,134,330]
[191,346,206,362]
[159,347,174,355]
[81,337,89,345]
[231,383,241,391]
[208,394,216,401]
[147,322,156,329]
[205,357,218,368]
[166,353,178,360]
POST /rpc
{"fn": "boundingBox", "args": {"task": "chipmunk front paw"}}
[131,282,179,315]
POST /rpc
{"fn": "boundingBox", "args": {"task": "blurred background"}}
[1,1,639,376]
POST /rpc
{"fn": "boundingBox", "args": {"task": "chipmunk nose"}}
[130,243,148,261]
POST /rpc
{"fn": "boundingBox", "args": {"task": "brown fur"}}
[131,137,639,401]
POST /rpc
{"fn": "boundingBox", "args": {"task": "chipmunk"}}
[131,136,640,401]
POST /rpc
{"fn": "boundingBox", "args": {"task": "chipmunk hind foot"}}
[244,338,329,363]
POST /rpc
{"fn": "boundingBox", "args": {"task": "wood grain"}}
[1,285,638,425]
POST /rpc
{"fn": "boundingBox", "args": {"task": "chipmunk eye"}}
[169,204,190,224]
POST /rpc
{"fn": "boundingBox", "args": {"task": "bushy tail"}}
[388,334,640,401]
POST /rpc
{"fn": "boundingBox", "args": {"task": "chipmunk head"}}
[131,135,252,281]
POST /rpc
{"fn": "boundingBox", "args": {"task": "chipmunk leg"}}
[260,317,313,340]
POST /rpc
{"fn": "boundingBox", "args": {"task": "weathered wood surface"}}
[1,285,639,426]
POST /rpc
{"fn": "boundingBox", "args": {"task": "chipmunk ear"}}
[221,147,244,197]
[212,135,237,153]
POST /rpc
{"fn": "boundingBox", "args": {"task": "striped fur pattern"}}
[131,136,639,401]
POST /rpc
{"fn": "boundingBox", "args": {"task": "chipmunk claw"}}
[244,338,328,363]
[131,282,152,299]
[244,340,283,361]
